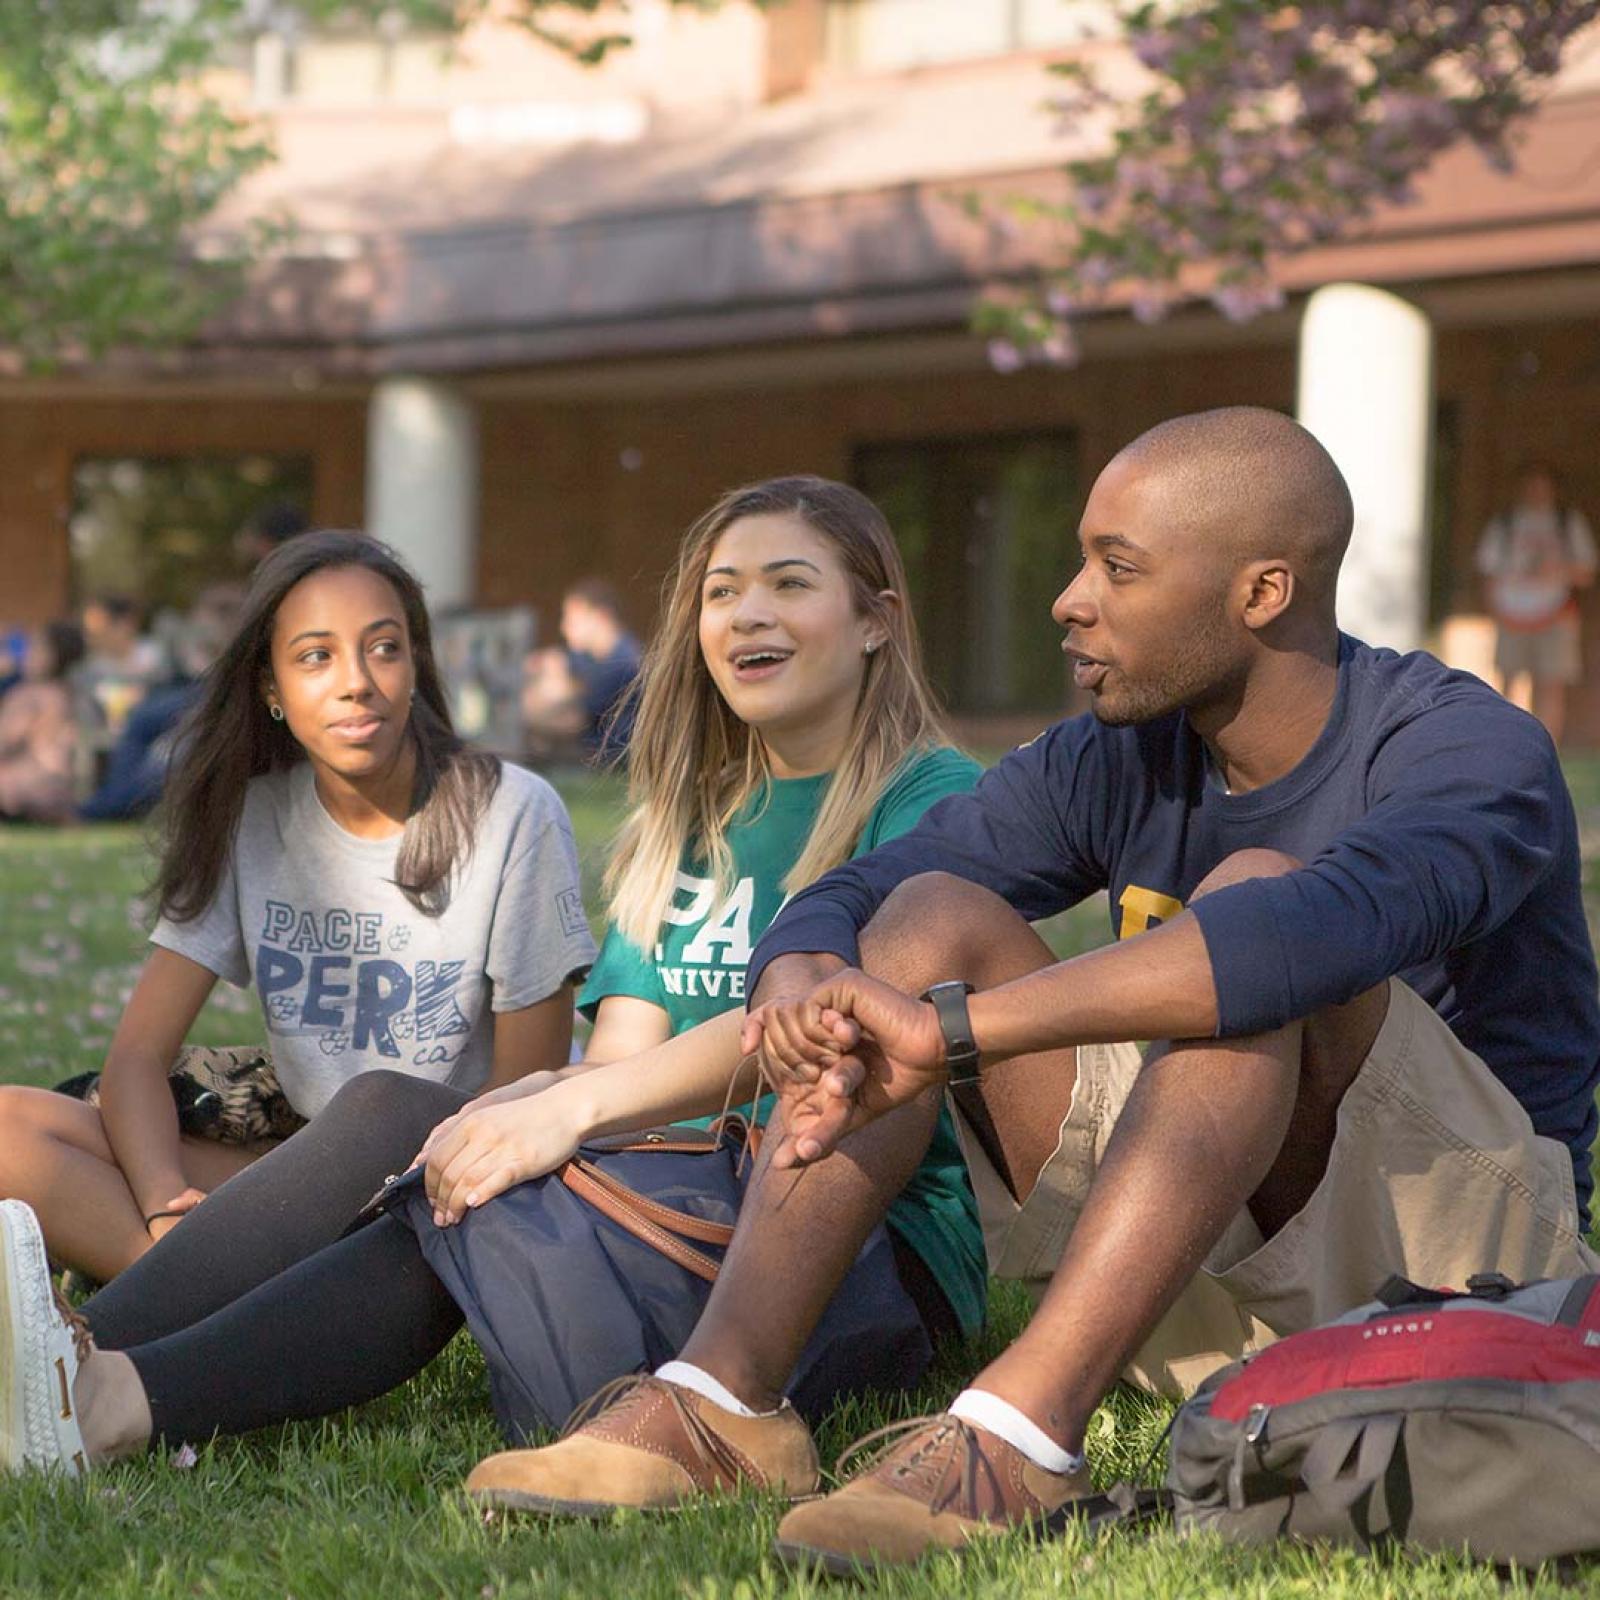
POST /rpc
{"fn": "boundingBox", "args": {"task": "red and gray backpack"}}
[1165,1273,1600,1567]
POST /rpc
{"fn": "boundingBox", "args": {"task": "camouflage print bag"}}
[53,1044,306,1145]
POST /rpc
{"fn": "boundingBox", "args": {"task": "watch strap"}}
[921,980,980,1086]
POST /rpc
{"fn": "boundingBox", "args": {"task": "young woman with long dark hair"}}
[0,478,985,1476]
[0,532,593,1283]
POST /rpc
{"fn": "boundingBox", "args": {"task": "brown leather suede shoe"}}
[773,1413,1092,1574]
[465,1374,821,1517]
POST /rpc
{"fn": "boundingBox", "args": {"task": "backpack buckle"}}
[1244,1403,1270,1445]
[1465,1272,1516,1299]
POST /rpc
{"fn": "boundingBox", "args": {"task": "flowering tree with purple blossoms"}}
[978,0,1599,371]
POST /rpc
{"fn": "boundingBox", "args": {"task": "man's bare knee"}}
[859,872,1043,990]
[1190,848,1302,901]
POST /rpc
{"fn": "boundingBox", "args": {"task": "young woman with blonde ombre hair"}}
[0,477,986,1475]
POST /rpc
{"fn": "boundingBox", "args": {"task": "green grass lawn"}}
[0,761,1597,1598]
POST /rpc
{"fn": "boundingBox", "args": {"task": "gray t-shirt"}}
[153,760,596,1116]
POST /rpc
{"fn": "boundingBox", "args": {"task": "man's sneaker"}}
[465,1374,820,1516]
[774,1413,1092,1574]
[0,1200,89,1477]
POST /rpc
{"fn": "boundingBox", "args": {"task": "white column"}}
[1296,284,1434,651]
[365,377,479,612]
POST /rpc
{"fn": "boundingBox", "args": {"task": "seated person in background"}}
[74,596,167,742]
[233,500,312,573]
[0,622,86,823]
[523,578,641,761]
[79,583,244,823]
[0,630,25,699]
[79,503,308,822]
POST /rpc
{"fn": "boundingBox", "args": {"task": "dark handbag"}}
[374,1118,932,1443]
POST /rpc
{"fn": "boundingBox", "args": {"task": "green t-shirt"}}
[579,745,987,1338]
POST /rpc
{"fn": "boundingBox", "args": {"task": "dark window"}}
[853,433,1080,715]
[69,455,314,614]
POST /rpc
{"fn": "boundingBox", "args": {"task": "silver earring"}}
[269,704,285,722]
[864,641,879,656]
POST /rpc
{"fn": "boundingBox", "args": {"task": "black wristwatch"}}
[921,981,981,1087]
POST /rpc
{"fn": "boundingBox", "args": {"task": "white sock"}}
[948,1389,1085,1475]
[653,1361,758,1418]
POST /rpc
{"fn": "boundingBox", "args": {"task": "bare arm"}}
[480,985,579,1091]
[96,948,219,1228]
[423,1003,758,1222]
[969,911,1216,1057]
[582,993,674,1065]
[559,1005,753,1132]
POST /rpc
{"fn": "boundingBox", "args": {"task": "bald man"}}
[464,408,1600,1567]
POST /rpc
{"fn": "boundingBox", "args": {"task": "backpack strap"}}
[1298,1413,1413,1547]
[1556,1275,1600,1326]
[1041,1483,1174,1537]
[1299,1414,1403,1513]
[1371,1274,1456,1310]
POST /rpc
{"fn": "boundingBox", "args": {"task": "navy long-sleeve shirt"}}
[750,636,1600,1216]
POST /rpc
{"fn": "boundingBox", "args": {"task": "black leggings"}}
[84,1071,956,1447]
[85,1071,469,1445]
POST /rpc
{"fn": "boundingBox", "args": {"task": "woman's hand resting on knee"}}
[420,1089,587,1228]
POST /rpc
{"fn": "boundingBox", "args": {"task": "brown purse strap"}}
[559,1160,724,1284]
[564,1157,736,1249]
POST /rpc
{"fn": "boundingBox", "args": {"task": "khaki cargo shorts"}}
[951,979,1598,1399]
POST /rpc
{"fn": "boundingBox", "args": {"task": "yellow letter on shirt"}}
[1117,884,1185,940]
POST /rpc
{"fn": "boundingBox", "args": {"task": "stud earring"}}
[269,704,285,723]
[864,640,880,656]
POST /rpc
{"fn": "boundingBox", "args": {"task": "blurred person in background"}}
[78,501,310,822]
[233,500,313,573]
[1477,461,1597,745]
[0,621,86,823]
[78,583,243,823]
[522,578,641,762]
[0,629,26,699]
[75,596,166,739]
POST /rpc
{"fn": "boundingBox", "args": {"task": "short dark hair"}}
[43,620,85,681]
[1515,460,1561,491]
[565,577,625,620]
[1121,406,1354,600]
[243,500,312,549]
[86,594,141,626]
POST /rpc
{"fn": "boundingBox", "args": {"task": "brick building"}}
[3,1,1599,735]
